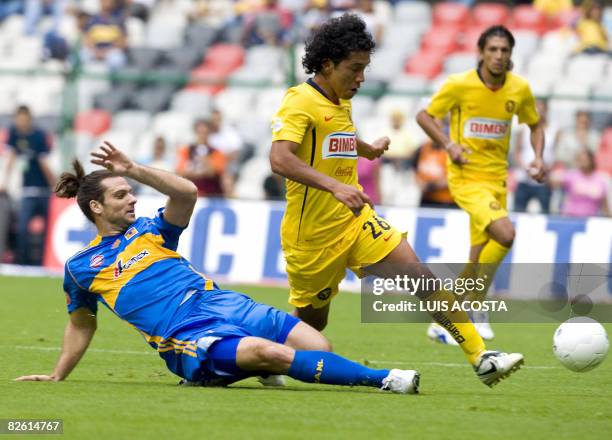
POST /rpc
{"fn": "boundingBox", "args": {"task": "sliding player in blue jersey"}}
[15,141,419,394]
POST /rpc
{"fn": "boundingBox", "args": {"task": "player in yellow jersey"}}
[416,25,546,343]
[269,15,525,387]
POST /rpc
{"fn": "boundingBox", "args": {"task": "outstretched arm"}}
[15,308,97,382]
[91,141,198,227]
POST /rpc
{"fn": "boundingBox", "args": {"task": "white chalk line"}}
[5,345,558,369]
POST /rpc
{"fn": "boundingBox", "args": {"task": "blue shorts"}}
[158,289,299,382]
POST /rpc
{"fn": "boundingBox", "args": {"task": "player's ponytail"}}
[55,159,85,199]
[55,159,114,223]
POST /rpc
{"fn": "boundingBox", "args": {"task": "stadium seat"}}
[552,80,591,99]
[421,26,460,56]
[129,47,164,70]
[380,23,422,57]
[443,52,476,74]
[404,50,444,80]
[350,95,375,123]
[236,116,271,147]
[387,74,429,95]
[565,55,607,85]
[145,16,187,49]
[185,24,218,51]
[111,110,152,133]
[549,8,580,30]
[163,46,205,71]
[511,5,547,34]
[432,2,469,28]
[152,111,197,147]
[254,88,287,121]
[170,89,214,115]
[234,156,270,199]
[200,44,245,72]
[367,48,406,82]
[375,96,416,119]
[394,1,432,24]
[214,88,257,123]
[74,110,112,136]
[37,115,62,134]
[459,27,488,52]
[94,83,137,113]
[512,31,540,59]
[472,3,510,28]
[96,130,137,152]
[126,17,145,46]
[132,85,175,114]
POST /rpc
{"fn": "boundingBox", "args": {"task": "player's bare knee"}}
[497,229,515,247]
[254,341,293,369]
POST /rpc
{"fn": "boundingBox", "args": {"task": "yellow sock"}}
[466,240,510,302]
[425,289,486,365]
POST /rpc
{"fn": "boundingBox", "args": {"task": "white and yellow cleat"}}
[474,351,524,387]
[381,369,420,394]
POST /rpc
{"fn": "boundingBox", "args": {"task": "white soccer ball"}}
[553,317,609,372]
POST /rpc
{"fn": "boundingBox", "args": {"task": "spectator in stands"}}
[24,0,66,36]
[413,138,456,210]
[357,156,381,205]
[512,99,557,213]
[176,119,227,198]
[115,0,154,22]
[384,109,418,171]
[352,0,383,43]
[241,0,293,47]
[0,105,55,265]
[555,110,601,168]
[138,136,172,195]
[263,173,285,200]
[80,0,128,70]
[551,149,610,217]
[0,1,22,23]
[575,1,609,54]
[533,0,573,18]
[208,109,244,196]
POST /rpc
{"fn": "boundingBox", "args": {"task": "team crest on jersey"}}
[464,118,509,140]
[89,254,104,268]
[271,117,283,133]
[322,132,357,160]
[489,201,501,211]
[124,227,138,241]
[114,250,150,278]
[505,100,516,113]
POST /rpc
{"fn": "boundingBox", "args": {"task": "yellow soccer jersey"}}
[426,69,539,181]
[271,79,361,249]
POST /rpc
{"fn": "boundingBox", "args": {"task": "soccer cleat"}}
[427,323,459,346]
[257,375,286,387]
[472,310,495,340]
[474,350,524,387]
[381,369,420,394]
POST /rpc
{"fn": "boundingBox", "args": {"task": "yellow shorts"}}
[282,204,403,309]
[449,178,508,246]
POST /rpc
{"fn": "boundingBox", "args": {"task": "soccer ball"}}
[553,317,609,372]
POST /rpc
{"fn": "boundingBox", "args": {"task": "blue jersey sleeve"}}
[64,265,98,315]
[153,207,187,251]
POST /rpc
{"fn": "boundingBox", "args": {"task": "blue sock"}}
[287,351,390,388]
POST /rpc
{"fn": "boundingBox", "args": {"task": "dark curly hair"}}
[302,14,375,75]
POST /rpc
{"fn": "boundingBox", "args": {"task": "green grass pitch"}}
[1,275,611,439]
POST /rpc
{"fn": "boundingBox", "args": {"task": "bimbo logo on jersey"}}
[114,250,150,278]
[322,132,357,160]
[464,118,509,140]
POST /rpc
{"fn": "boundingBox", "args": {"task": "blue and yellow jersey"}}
[63,208,216,350]
[271,79,362,249]
[426,69,539,182]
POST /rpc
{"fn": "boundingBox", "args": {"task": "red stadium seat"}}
[595,128,612,174]
[472,3,510,27]
[189,44,245,95]
[74,110,111,136]
[0,128,6,149]
[404,50,444,79]
[201,44,245,71]
[459,27,488,52]
[421,26,460,56]
[433,2,469,28]
[549,8,580,30]
[511,5,547,34]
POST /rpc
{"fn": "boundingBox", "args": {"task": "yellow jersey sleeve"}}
[426,75,460,119]
[271,89,315,144]
[516,83,539,126]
